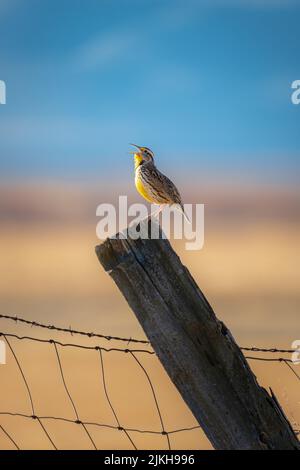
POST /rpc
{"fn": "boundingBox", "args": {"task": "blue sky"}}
[0,0,299,180]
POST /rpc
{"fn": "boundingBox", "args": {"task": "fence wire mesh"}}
[0,314,299,450]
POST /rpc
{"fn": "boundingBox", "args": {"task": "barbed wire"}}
[241,346,296,354]
[0,314,150,345]
[0,315,299,450]
[1,314,297,355]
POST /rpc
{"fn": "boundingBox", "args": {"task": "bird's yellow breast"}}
[134,153,143,170]
[135,169,156,203]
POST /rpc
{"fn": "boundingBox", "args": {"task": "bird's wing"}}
[149,167,183,206]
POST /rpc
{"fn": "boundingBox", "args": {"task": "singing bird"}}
[131,144,188,220]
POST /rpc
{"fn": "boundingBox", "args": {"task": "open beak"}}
[130,143,142,150]
[130,143,142,155]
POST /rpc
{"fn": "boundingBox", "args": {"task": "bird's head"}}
[130,144,154,169]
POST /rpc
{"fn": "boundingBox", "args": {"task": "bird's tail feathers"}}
[174,204,191,223]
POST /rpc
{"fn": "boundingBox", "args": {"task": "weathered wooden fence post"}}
[95,219,299,450]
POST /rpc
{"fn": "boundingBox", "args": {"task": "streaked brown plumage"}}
[131,144,187,218]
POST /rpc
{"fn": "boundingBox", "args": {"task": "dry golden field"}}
[0,180,299,449]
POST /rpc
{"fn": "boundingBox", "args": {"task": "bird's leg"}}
[150,205,164,219]
[135,206,160,224]
[134,205,164,226]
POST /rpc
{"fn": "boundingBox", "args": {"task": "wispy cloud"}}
[75,31,137,69]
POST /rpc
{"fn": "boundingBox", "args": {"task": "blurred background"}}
[0,0,299,450]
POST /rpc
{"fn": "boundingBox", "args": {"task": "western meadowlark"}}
[131,144,188,220]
